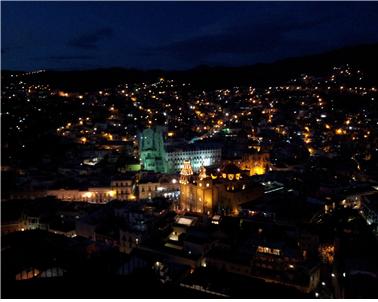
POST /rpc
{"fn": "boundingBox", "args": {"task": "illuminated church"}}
[139,126,221,173]
[238,153,271,176]
[179,161,264,215]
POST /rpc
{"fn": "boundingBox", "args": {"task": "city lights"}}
[2,4,378,298]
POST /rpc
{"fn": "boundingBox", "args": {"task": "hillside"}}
[2,43,378,91]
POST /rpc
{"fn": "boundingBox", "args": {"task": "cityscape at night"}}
[1,1,378,299]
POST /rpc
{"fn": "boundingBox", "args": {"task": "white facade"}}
[166,148,222,172]
[139,126,222,173]
[46,180,136,203]
[138,180,179,200]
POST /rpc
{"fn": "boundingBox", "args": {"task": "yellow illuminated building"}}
[179,162,263,215]
[238,153,270,176]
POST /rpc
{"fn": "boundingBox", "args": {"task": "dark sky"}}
[2,1,378,71]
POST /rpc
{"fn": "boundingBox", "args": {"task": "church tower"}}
[139,126,167,173]
[179,160,193,211]
[198,165,207,180]
[179,160,193,185]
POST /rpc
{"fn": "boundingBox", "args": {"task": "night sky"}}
[2,1,378,71]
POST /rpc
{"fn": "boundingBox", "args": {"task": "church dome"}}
[221,163,242,181]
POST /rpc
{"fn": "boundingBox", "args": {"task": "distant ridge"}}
[3,43,378,90]
[170,43,378,88]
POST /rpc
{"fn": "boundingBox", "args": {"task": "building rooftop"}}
[221,163,241,175]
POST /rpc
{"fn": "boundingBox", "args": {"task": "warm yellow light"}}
[325,124,331,129]
[107,190,116,198]
[83,192,93,198]
[335,128,344,135]
[254,146,261,152]
[167,132,174,137]
[250,166,265,176]
[59,91,70,97]
[308,147,315,156]
[80,137,87,144]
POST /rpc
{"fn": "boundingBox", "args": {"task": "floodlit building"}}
[45,178,136,203]
[47,188,117,204]
[137,174,179,200]
[238,153,271,176]
[139,126,221,173]
[165,144,222,173]
[139,126,166,173]
[179,161,263,214]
